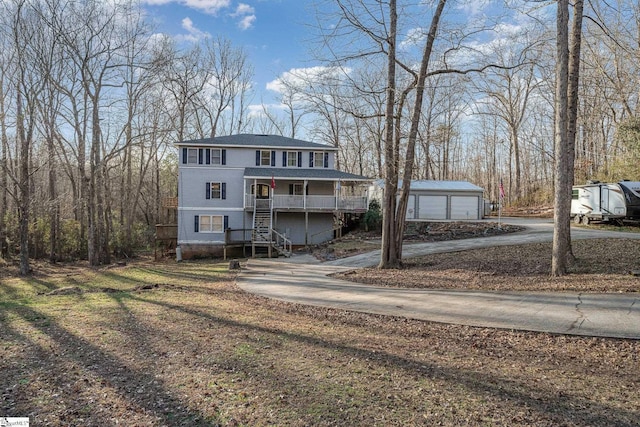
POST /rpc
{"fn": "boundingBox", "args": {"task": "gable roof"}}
[176,134,337,150]
[244,167,370,181]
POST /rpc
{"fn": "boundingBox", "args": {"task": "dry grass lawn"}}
[1,232,639,426]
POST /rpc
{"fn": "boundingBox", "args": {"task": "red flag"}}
[271,176,276,189]
[499,179,505,200]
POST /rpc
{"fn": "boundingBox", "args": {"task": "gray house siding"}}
[274,212,334,245]
[176,134,369,257]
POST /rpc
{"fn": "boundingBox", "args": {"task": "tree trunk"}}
[552,0,570,276]
[395,0,447,260]
[379,0,399,268]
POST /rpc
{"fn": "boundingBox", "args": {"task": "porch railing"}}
[245,195,367,211]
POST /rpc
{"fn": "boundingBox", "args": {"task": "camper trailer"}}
[571,180,640,225]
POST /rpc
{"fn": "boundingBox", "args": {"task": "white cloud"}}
[456,0,492,17]
[238,14,256,30]
[141,0,231,15]
[266,66,351,94]
[231,3,256,30]
[247,103,286,118]
[177,17,211,42]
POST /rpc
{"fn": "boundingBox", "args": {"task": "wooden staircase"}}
[251,199,291,257]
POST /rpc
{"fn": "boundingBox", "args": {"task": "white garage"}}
[371,180,485,221]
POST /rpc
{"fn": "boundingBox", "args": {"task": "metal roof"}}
[244,167,371,181]
[373,179,483,192]
[176,134,337,150]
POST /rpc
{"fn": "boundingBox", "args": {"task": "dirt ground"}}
[318,222,640,293]
[1,224,640,426]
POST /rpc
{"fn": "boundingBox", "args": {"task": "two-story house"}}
[176,134,371,259]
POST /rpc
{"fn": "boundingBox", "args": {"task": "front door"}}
[252,183,270,199]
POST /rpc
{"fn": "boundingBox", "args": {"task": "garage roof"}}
[374,179,483,191]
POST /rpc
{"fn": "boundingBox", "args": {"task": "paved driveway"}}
[236,219,640,339]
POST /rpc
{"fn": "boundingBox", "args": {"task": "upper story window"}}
[206,182,226,200]
[182,147,226,165]
[187,148,198,164]
[309,151,329,168]
[210,149,223,165]
[287,151,298,167]
[256,150,275,166]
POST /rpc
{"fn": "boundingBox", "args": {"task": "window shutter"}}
[222,182,226,200]
[298,151,302,167]
[182,148,187,164]
[198,148,203,164]
[205,149,211,164]
[289,184,294,195]
[222,149,226,165]
[309,152,314,167]
[255,150,260,166]
[194,215,199,232]
[282,152,287,167]
[205,182,210,199]
[324,152,329,168]
[224,215,229,230]
[271,150,276,166]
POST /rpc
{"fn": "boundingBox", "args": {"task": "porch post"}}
[303,179,308,209]
[305,211,309,247]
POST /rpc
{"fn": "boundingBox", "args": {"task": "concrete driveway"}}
[236,219,640,339]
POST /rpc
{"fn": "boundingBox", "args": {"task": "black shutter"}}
[222,149,226,165]
[194,215,199,232]
[324,152,329,168]
[255,150,260,166]
[198,148,203,164]
[205,149,211,164]
[271,150,276,166]
[221,182,226,200]
[298,151,302,167]
[182,148,187,164]
[205,182,210,199]
[282,151,287,167]
[289,184,294,195]
[224,215,229,230]
[309,152,314,167]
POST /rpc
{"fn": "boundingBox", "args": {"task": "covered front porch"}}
[242,168,370,213]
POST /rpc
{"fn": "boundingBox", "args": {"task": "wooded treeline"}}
[1,0,639,271]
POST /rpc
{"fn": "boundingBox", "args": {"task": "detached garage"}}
[371,180,485,221]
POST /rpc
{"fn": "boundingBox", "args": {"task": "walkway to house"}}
[235,219,640,339]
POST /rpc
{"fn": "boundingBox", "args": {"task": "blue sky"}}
[142,0,315,105]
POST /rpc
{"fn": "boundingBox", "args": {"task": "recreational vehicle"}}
[571,180,640,225]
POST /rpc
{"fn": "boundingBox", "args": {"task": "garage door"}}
[418,195,447,219]
[405,195,415,219]
[451,196,479,220]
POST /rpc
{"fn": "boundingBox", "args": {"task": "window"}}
[309,151,329,168]
[211,149,222,165]
[211,183,221,199]
[187,148,198,164]
[572,189,579,200]
[290,183,304,195]
[256,150,275,166]
[261,150,272,166]
[287,152,298,167]
[195,215,227,233]
[206,182,226,199]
